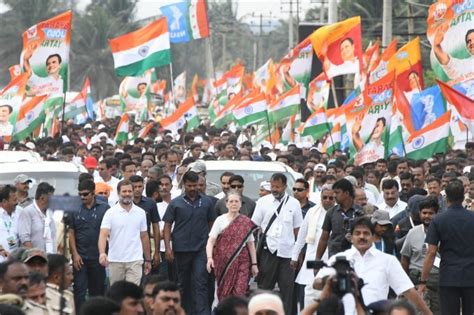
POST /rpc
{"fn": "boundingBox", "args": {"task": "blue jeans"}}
[175,250,210,315]
[73,258,106,313]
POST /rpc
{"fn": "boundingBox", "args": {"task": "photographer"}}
[311,217,432,315]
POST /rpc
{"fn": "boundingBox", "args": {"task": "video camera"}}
[307,256,357,298]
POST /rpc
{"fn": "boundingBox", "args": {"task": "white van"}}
[0,161,84,196]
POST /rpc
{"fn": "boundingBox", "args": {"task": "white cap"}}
[84,123,92,129]
[260,181,271,191]
[98,132,108,139]
[25,142,36,150]
[302,142,312,149]
[314,163,327,172]
[463,166,472,174]
[98,124,106,130]
[261,141,272,150]
[62,135,70,143]
[267,152,277,161]
[248,293,284,315]
[275,143,286,151]
[194,136,203,143]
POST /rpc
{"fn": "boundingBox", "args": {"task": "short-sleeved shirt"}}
[70,199,109,260]
[425,204,474,287]
[214,195,256,218]
[134,196,160,234]
[251,193,303,258]
[100,203,147,262]
[322,204,363,257]
[400,224,439,273]
[163,194,217,252]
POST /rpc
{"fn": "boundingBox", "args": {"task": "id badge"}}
[272,223,282,238]
[6,236,17,250]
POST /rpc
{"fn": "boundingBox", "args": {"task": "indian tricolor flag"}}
[115,113,130,144]
[160,97,200,132]
[214,94,241,128]
[298,107,330,140]
[12,95,47,142]
[405,111,451,160]
[138,122,155,139]
[438,80,474,135]
[109,17,171,77]
[324,122,342,155]
[233,91,267,127]
[64,77,90,124]
[268,85,300,125]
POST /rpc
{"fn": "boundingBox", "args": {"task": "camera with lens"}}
[307,256,355,298]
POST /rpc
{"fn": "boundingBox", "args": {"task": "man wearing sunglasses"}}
[69,179,110,313]
[214,174,256,218]
[292,179,316,218]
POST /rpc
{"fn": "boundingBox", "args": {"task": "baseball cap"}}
[14,174,32,185]
[84,156,98,169]
[371,210,392,226]
[21,248,48,264]
[314,163,327,172]
[189,160,206,173]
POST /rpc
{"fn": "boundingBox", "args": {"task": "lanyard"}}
[183,196,202,209]
[2,215,12,234]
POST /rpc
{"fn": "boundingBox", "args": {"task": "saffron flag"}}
[160,0,209,43]
[438,80,474,135]
[405,111,451,160]
[388,37,424,103]
[115,113,130,143]
[268,85,301,125]
[20,10,71,96]
[138,122,155,139]
[310,16,363,80]
[109,17,171,77]
[12,95,47,142]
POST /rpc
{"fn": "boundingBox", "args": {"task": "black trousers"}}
[175,250,210,315]
[73,258,106,313]
[257,249,295,315]
[439,286,474,315]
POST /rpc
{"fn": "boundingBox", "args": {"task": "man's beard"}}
[121,197,132,205]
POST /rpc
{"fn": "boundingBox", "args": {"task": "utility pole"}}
[288,0,294,49]
[320,0,326,23]
[382,0,392,47]
[328,0,337,24]
[407,3,414,40]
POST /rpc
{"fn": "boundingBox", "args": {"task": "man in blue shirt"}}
[163,171,217,315]
[421,179,474,315]
[69,179,109,313]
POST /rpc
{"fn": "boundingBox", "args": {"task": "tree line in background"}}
[0,0,436,101]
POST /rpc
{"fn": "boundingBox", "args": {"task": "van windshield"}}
[0,172,79,196]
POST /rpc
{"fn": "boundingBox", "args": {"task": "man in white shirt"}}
[315,216,432,314]
[95,159,119,206]
[252,173,303,315]
[98,179,151,286]
[378,179,407,218]
[0,185,20,262]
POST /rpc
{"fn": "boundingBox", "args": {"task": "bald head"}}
[354,188,368,207]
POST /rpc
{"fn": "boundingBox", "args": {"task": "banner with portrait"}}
[427,0,474,84]
[310,16,363,80]
[119,70,152,122]
[346,73,394,165]
[20,11,71,97]
[0,74,28,142]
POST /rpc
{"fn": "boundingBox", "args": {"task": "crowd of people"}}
[0,118,474,315]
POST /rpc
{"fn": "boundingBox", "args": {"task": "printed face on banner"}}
[322,27,362,79]
[427,0,474,84]
[346,75,394,165]
[120,71,151,114]
[20,11,71,97]
[307,75,330,111]
[277,40,313,95]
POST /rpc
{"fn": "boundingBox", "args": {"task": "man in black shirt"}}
[69,180,110,313]
[316,178,363,260]
[421,179,474,315]
[130,175,161,268]
[163,171,217,315]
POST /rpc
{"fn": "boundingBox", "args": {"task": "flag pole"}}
[169,63,176,115]
[264,110,272,146]
[331,79,339,108]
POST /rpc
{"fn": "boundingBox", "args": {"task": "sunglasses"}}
[322,196,335,200]
[293,188,305,192]
[230,184,243,189]
[79,192,92,197]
